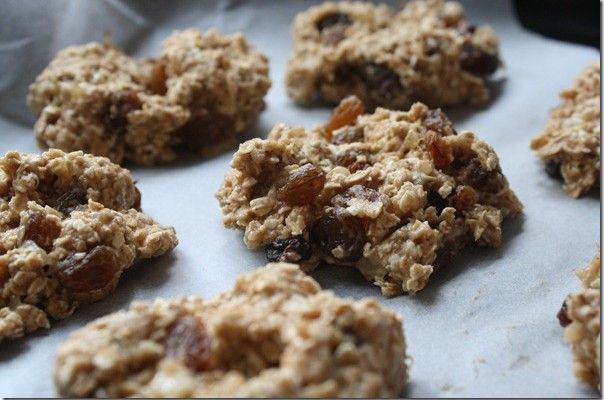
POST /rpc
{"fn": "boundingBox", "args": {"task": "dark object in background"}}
[513,0,600,48]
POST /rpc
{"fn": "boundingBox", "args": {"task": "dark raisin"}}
[332,185,381,208]
[316,13,352,31]
[326,96,365,138]
[462,159,504,193]
[423,109,456,136]
[175,114,234,151]
[104,90,143,131]
[332,126,364,145]
[55,245,120,292]
[426,131,452,170]
[460,43,499,76]
[277,164,325,206]
[427,190,449,213]
[322,25,348,46]
[545,160,563,180]
[23,212,61,252]
[362,63,403,101]
[266,235,312,263]
[166,316,212,372]
[424,37,441,56]
[557,300,572,327]
[456,22,476,36]
[311,207,366,262]
[53,188,88,215]
[133,187,142,210]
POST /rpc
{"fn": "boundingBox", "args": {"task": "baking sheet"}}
[0,0,600,397]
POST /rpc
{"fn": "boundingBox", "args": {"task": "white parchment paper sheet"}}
[0,0,599,397]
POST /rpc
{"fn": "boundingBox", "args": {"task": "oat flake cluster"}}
[27,29,271,165]
[54,263,407,397]
[531,61,600,197]
[285,0,501,110]
[217,96,522,296]
[0,150,178,341]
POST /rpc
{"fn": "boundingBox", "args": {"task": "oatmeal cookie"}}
[531,62,600,197]
[558,254,601,390]
[0,149,178,341]
[27,29,271,165]
[216,96,522,296]
[285,0,501,110]
[54,263,407,397]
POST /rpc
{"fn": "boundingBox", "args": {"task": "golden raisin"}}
[141,60,167,95]
[166,315,212,372]
[55,246,120,292]
[325,96,365,138]
[426,131,452,170]
[23,212,61,253]
[451,185,478,211]
[277,164,326,206]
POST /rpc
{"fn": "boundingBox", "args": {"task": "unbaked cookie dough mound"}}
[27,29,271,166]
[216,96,522,296]
[54,263,408,398]
[558,254,601,390]
[531,62,600,198]
[285,0,501,110]
[0,149,178,342]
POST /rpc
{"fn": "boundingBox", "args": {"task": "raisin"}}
[23,212,61,252]
[266,235,312,263]
[322,25,348,46]
[311,207,366,262]
[424,37,441,56]
[175,114,234,151]
[460,43,499,75]
[557,300,572,327]
[334,63,403,106]
[545,160,563,180]
[55,245,120,292]
[332,185,381,208]
[133,187,142,210]
[456,22,476,36]
[423,109,456,136]
[426,131,452,170]
[141,60,167,95]
[332,126,364,145]
[427,190,449,213]
[326,96,365,138]
[53,188,88,215]
[103,90,143,131]
[335,149,361,168]
[451,185,478,211]
[316,12,352,31]
[462,159,504,193]
[362,63,403,101]
[277,164,325,206]
[348,160,369,173]
[166,315,212,372]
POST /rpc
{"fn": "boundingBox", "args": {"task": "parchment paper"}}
[0,0,599,397]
